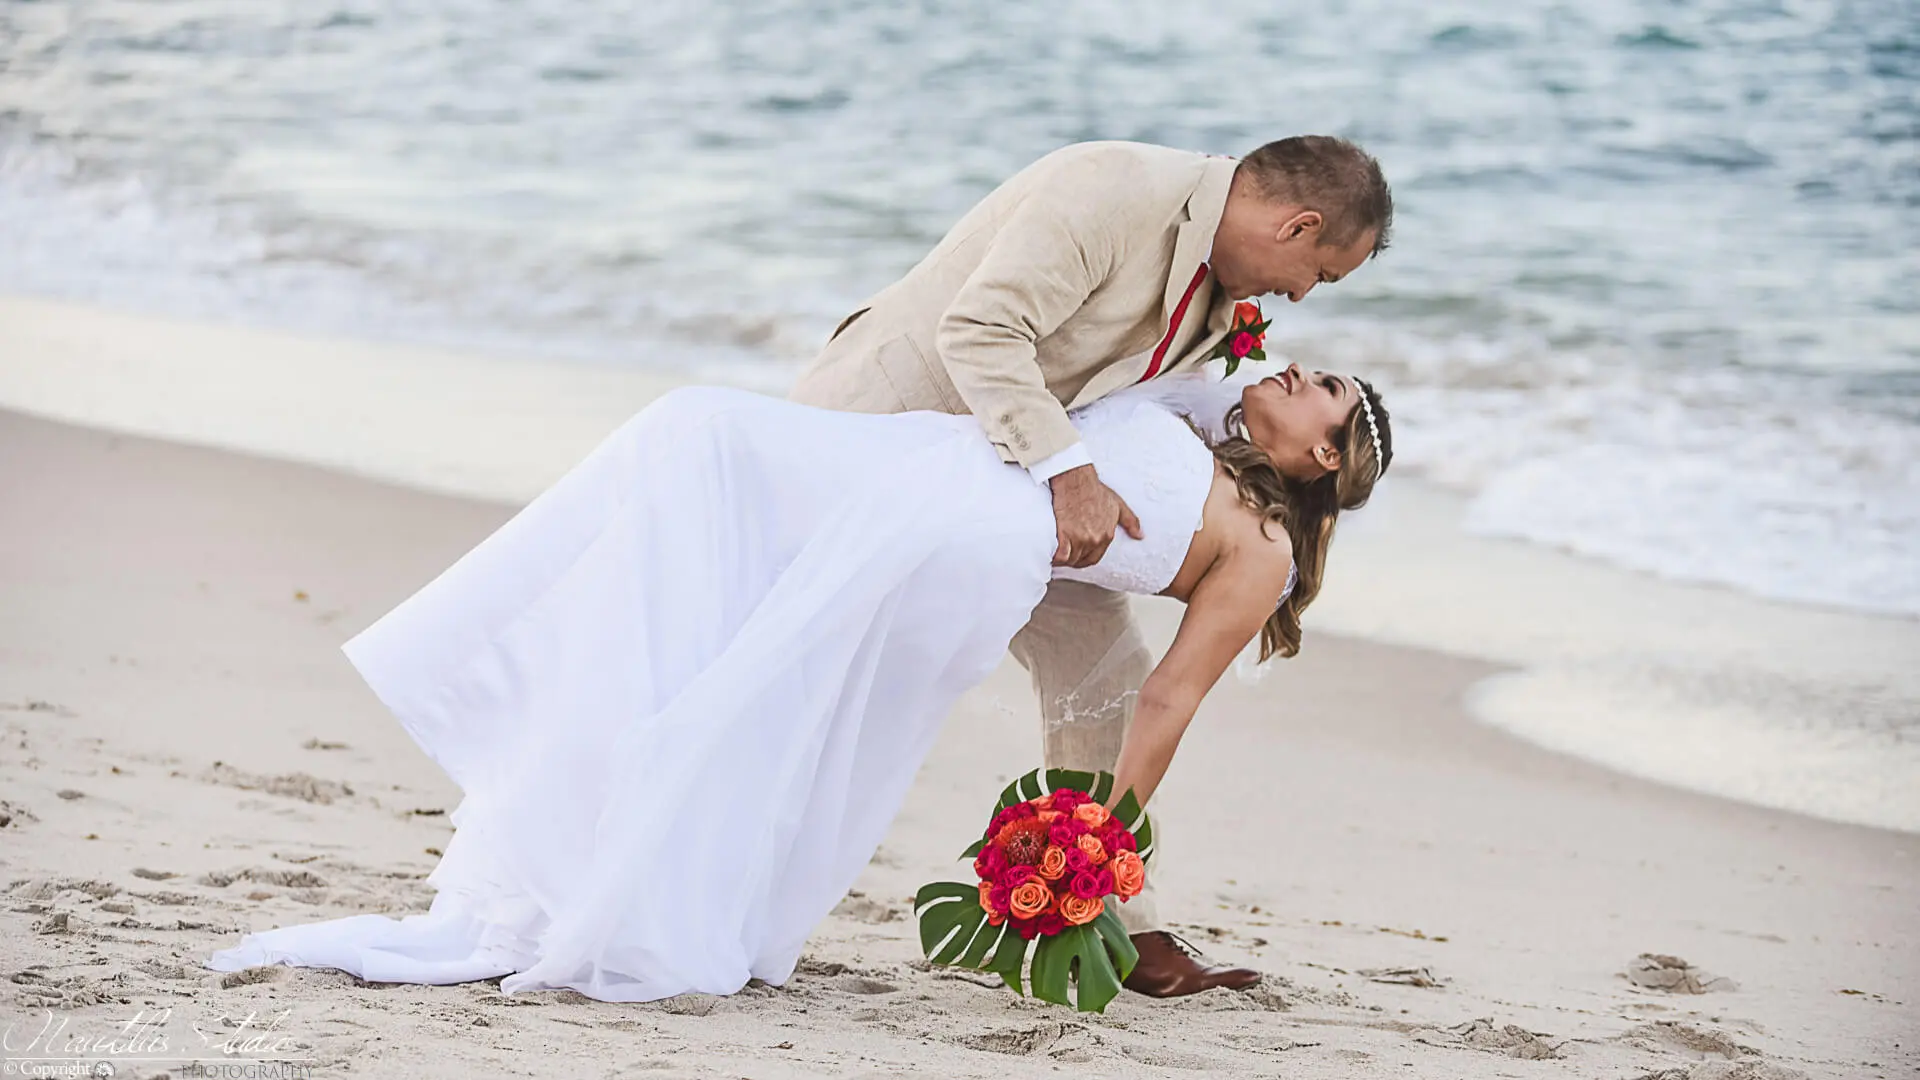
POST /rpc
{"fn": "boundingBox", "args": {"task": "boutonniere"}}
[1209,301,1271,376]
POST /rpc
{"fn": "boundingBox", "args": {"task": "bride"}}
[204,359,1391,1003]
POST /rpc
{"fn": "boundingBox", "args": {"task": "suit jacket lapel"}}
[1145,156,1238,383]
[1159,155,1236,315]
[1069,154,1239,409]
[1161,156,1237,320]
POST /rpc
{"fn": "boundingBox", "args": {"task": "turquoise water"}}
[2,0,1916,613]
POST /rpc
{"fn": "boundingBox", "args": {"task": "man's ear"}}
[1276,209,1323,243]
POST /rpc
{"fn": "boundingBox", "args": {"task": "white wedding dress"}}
[204,380,1232,1002]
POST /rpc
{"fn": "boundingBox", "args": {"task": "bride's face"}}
[1240,363,1360,482]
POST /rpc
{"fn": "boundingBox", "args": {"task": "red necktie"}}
[1137,263,1210,383]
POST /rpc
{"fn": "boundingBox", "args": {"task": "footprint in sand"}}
[1116,1041,1238,1071]
[1631,1064,1808,1080]
[830,891,902,924]
[827,974,900,995]
[216,966,286,989]
[12,971,129,1007]
[11,877,122,902]
[1619,1020,1760,1060]
[954,1020,1080,1056]
[1413,1018,1560,1060]
[1625,953,1738,994]
[201,762,354,804]
[198,868,328,890]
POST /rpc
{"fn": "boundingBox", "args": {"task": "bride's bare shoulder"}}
[1206,466,1294,574]
[1166,465,1294,603]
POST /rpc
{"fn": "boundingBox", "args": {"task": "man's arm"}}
[935,151,1148,566]
[934,154,1135,468]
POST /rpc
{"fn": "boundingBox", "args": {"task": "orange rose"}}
[1008,879,1053,921]
[1234,300,1263,325]
[1075,833,1108,866]
[1036,808,1065,825]
[978,880,1006,925]
[1072,802,1110,828]
[1059,892,1104,926]
[1108,851,1145,899]
[1036,845,1069,882]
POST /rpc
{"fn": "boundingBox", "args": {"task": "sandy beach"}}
[3,299,1916,1079]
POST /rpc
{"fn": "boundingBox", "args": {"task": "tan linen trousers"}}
[1007,579,1160,933]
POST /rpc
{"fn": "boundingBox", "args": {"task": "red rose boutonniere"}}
[1209,301,1271,376]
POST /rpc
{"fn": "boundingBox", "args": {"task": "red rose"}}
[1048,819,1087,846]
[993,802,1035,833]
[1064,846,1094,875]
[1230,331,1255,359]
[973,844,1008,881]
[1034,911,1067,936]
[997,864,1035,890]
[1107,827,1137,853]
[1069,870,1105,900]
[1011,917,1042,940]
[989,883,1013,912]
[989,801,1034,836]
[1048,788,1086,812]
[1092,867,1115,896]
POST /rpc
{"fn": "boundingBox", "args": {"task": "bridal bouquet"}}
[914,768,1153,1013]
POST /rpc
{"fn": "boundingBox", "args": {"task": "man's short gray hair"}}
[1239,136,1393,257]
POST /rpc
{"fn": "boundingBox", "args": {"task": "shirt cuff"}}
[1026,442,1093,486]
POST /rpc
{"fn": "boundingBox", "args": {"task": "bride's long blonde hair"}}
[1204,378,1392,660]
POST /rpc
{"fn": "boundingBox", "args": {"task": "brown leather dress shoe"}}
[1122,931,1262,998]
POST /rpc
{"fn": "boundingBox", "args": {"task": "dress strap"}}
[1275,563,1298,609]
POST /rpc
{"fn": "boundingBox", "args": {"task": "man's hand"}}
[1048,464,1143,568]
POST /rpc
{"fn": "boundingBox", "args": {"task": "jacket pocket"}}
[875,335,965,414]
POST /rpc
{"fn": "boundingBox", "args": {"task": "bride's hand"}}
[1049,464,1143,568]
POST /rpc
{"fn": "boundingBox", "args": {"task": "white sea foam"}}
[1268,322,1920,617]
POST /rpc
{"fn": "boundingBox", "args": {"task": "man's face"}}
[1215,214,1376,303]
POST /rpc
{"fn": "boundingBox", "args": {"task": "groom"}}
[790,136,1392,997]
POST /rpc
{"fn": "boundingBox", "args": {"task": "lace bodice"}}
[1052,397,1217,596]
[1052,389,1299,604]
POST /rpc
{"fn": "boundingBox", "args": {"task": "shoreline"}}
[3,405,1914,1078]
[3,293,1914,836]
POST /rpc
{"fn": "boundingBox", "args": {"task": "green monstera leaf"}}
[959,767,1153,864]
[915,768,1153,1013]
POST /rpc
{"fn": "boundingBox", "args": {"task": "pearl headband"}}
[1354,383,1385,474]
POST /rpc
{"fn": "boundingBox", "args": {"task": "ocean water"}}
[2,0,1916,617]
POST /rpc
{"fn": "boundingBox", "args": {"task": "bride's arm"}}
[1109,534,1293,808]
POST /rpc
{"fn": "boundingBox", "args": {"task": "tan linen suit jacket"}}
[788,141,1242,469]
